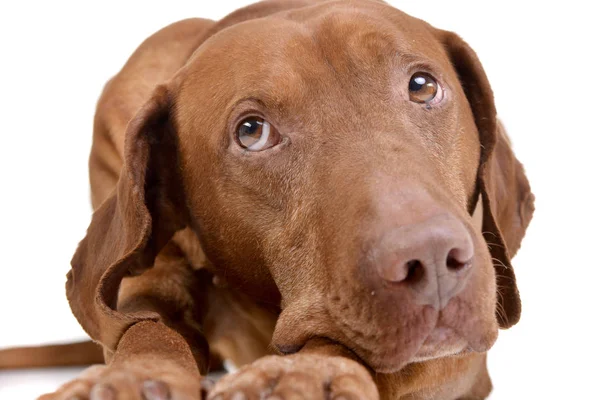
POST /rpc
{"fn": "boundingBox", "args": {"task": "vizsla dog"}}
[2,0,535,399]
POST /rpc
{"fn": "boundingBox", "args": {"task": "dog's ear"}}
[436,30,535,328]
[67,85,186,350]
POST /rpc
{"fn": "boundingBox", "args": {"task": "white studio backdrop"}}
[0,1,598,398]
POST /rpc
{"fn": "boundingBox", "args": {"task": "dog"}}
[0,1,534,399]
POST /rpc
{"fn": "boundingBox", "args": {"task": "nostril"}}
[405,259,425,283]
[446,248,471,272]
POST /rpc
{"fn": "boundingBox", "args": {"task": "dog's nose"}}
[373,213,474,309]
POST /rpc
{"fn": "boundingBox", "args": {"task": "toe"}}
[209,370,269,400]
[269,371,322,399]
[90,384,116,400]
[49,380,93,400]
[329,374,379,400]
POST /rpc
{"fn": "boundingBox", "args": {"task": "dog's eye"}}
[236,117,281,151]
[409,73,441,105]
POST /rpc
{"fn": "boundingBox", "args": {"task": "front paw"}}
[208,354,379,400]
[39,360,206,400]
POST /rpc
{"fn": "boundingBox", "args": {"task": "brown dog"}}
[10,0,535,398]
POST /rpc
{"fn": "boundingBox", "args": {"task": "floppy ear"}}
[66,85,187,350]
[437,30,535,328]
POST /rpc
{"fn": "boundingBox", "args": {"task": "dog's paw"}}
[39,361,206,400]
[208,354,378,400]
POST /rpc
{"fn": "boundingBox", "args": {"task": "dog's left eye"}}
[409,72,443,105]
[236,117,281,151]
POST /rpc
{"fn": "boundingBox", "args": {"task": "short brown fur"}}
[2,1,534,399]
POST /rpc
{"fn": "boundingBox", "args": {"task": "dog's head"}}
[70,0,534,373]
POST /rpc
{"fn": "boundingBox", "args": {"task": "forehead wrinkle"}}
[240,20,332,108]
[301,2,433,58]
[308,1,453,72]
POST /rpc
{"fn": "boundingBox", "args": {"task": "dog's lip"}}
[411,325,469,360]
[422,326,459,344]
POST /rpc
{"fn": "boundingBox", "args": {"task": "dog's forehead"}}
[296,2,446,62]
[178,3,452,118]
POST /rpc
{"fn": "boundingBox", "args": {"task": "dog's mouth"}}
[273,307,496,375]
[326,301,498,373]
[331,323,464,373]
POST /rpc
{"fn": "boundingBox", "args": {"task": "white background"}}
[1,1,599,398]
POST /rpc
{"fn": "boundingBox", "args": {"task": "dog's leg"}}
[41,244,212,400]
[39,322,204,400]
[207,339,379,400]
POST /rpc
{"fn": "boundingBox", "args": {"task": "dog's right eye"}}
[236,117,281,151]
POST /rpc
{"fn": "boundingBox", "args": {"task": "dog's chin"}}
[356,326,483,374]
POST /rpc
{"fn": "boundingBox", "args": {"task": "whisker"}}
[491,258,509,270]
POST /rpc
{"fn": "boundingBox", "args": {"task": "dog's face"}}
[173,2,498,372]
[71,0,532,373]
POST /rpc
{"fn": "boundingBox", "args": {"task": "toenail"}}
[200,380,216,399]
[142,380,171,400]
[200,378,215,392]
[230,391,247,400]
